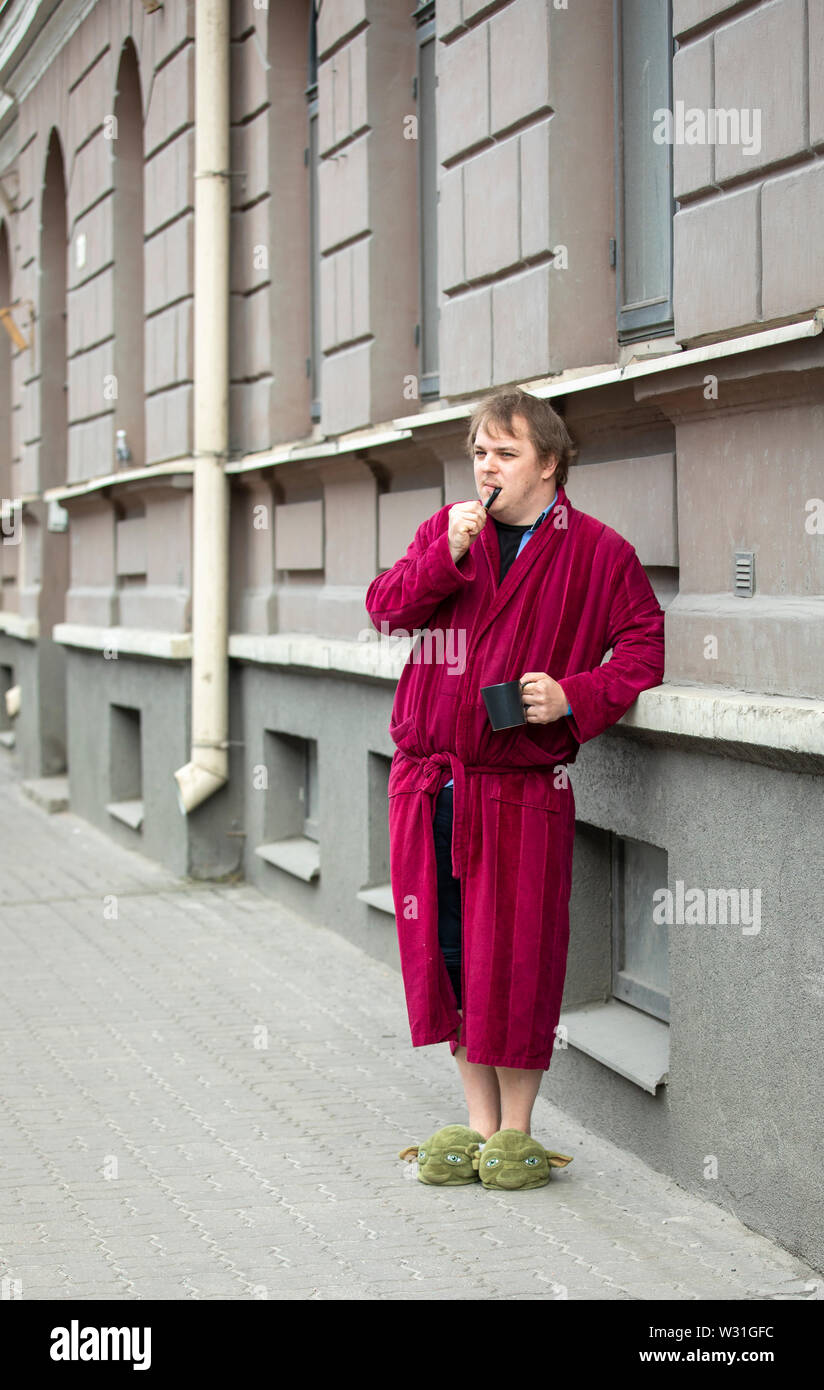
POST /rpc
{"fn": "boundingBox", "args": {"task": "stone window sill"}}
[106,799,144,831]
[558,999,669,1094]
[255,837,320,882]
[356,883,394,915]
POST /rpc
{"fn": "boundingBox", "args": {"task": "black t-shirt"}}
[493,516,538,582]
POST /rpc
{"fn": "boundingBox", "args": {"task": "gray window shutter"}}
[307,1,321,420]
[612,834,670,1022]
[614,0,674,340]
[416,5,439,397]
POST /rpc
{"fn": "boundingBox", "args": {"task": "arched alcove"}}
[40,127,68,493]
[265,0,313,439]
[0,219,11,508]
[112,37,145,469]
[0,218,13,611]
[33,126,70,774]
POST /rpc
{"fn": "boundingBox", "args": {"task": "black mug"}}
[481,679,526,730]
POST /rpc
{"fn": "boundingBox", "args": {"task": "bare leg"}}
[496,1066,544,1135]
[453,1011,501,1139]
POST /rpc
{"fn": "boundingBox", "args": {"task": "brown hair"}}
[465,387,577,490]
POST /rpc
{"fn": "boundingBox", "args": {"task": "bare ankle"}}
[469,1117,500,1140]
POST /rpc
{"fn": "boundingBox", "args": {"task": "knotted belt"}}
[397,748,555,880]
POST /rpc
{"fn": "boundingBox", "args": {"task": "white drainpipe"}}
[174,0,230,815]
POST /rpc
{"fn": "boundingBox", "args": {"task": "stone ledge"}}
[53,624,193,660]
[43,458,194,504]
[0,612,39,641]
[558,999,670,1095]
[356,884,395,915]
[255,837,320,882]
[668,593,824,621]
[22,776,69,812]
[619,682,824,758]
[230,631,411,681]
[235,634,824,756]
[48,624,824,757]
[106,799,144,831]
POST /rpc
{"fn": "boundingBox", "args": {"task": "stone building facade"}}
[0,0,822,1272]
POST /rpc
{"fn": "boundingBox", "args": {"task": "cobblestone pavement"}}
[0,756,819,1302]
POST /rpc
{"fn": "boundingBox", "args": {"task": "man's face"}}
[472,414,558,525]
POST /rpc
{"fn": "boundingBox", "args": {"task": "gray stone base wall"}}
[0,634,66,779]
[239,664,401,976]
[63,648,245,882]
[559,727,823,1274]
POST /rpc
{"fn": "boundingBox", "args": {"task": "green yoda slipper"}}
[477,1129,574,1191]
[398,1124,484,1185]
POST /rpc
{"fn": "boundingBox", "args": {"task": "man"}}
[365,387,665,1142]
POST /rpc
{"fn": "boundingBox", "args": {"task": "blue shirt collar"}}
[528,491,557,531]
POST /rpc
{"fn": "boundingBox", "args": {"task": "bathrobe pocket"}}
[489,768,564,812]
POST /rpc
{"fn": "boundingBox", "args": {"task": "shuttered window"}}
[611,834,670,1022]
[307,1,322,420]
[614,0,674,340]
[415,3,439,397]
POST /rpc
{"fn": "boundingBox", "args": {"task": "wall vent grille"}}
[734,551,755,597]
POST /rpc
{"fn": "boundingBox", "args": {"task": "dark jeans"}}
[433,785,462,1008]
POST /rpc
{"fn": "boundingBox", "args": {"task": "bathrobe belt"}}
[401,748,556,881]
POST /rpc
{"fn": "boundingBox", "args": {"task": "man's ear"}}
[541,453,559,482]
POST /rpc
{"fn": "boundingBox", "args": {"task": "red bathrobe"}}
[364,484,666,1070]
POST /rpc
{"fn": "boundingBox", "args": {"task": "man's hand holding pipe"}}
[448,500,489,565]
